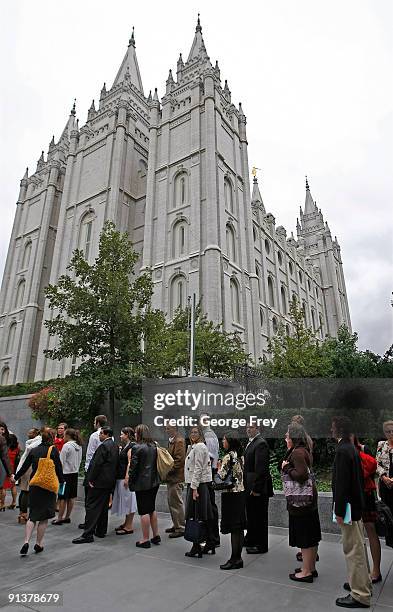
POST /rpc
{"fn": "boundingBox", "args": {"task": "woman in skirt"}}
[112,427,137,535]
[282,423,321,583]
[52,429,83,525]
[14,427,64,556]
[216,432,246,570]
[184,426,215,558]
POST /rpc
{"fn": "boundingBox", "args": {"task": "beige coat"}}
[184,442,212,490]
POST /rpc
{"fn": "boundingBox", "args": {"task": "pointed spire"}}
[296,217,302,237]
[113,32,144,93]
[100,82,107,99]
[128,26,135,48]
[177,52,184,67]
[23,167,28,179]
[36,151,45,171]
[215,60,220,80]
[188,15,208,61]
[147,90,152,103]
[196,13,202,33]
[48,135,55,151]
[153,87,159,102]
[87,99,96,120]
[251,175,265,213]
[304,175,317,214]
[71,99,76,116]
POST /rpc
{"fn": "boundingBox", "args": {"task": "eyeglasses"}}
[384,429,393,435]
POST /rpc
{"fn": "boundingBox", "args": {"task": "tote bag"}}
[184,501,207,543]
[29,445,59,494]
[281,468,314,508]
[156,445,174,482]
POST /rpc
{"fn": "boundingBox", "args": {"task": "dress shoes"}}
[220,560,244,570]
[94,533,106,538]
[165,526,175,533]
[168,531,184,538]
[136,540,151,548]
[289,573,313,583]
[72,536,94,544]
[246,546,268,554]
[78,523,86,530]
[295,568,318,578]
[150,535,161,545]
[335,594,370,608]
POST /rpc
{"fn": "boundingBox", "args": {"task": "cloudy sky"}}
[1,0,392,354]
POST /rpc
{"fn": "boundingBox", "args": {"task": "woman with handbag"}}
[281,423,321,583]
[216,432,246,570]
[376,420,393,516]
[14,427,64,556]
[184,426,215,558]
[112,427,137,535]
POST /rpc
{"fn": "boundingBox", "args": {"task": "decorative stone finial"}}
[129,26,135,48]
[305,175,310,190]
[71,99,76,116]
[196,13,202,33]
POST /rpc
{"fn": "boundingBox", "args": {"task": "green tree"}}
[44,221,155,423]
[263,297,329,377]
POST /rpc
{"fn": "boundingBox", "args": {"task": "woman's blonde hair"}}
[383,420,393,434]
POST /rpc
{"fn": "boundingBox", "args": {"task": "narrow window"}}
[230,279,240,323]
[226,225,236,262]
[281,286,287,313]
[1,367,10,386]
[267,276,274,307]
[6,323,17,354]
[15,280,25,309]
[22,242,32,269]
[272,316,278,334]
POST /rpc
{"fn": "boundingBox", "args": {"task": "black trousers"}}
[208,474,220,545]
[83,487,111,539]
[19,490,29,514]
[245,493,269,551]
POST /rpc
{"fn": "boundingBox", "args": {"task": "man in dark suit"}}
[72,427,119,544]
[243,424,273,554]
[332,416,371,609]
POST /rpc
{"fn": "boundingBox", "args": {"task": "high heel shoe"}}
[185,544,202,558]
[20,543,29,556]
[201,544,215,555]
[34,544,44,554]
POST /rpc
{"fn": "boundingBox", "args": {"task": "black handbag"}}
[212,455,236,491]
[184,501,207,543]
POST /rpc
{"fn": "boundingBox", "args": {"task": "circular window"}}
[278,251,283,265]
[299,271,303,285]
[265,239,270,255]
[289,261,293,275]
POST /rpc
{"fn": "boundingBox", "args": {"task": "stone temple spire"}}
[304,175,317,215]
[187,13,209,61]
[112,27,144,94]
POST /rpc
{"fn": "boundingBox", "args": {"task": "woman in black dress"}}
[129,424,161,548]
[281,423,321,583]
[216,432,246,570]
[14,427,64,556]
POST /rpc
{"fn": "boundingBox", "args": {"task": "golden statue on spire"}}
[251,166,260,178]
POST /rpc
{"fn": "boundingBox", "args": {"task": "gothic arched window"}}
[281,286,287,314]
[172,220,187,258]
[311,309,316,331]
[224,178,234,213]
[299,270,303,285]
[265,239,270,255]
[15,280,25,309]
[230,278,240,323]
[272,316,278,334]
[170,275,186,315]
[302,300,307,324]
[174,172,188,207]
[319,313,324,336]
[6,323,17,354]
[22,241,32,269]
[1,367,9,386]
[255,262,262,300]
[226,225,236,262]
[79,212,94,261]
[267,276,274,307]
[278,250,283,266]
[259,307,264,328]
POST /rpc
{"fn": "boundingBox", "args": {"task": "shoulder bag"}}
[29,445,59,494]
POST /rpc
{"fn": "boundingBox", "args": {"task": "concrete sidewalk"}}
[0,502,392,612]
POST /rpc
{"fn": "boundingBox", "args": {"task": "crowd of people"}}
[0,415,393,609]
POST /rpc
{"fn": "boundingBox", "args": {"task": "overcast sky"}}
[1,0,392,355]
